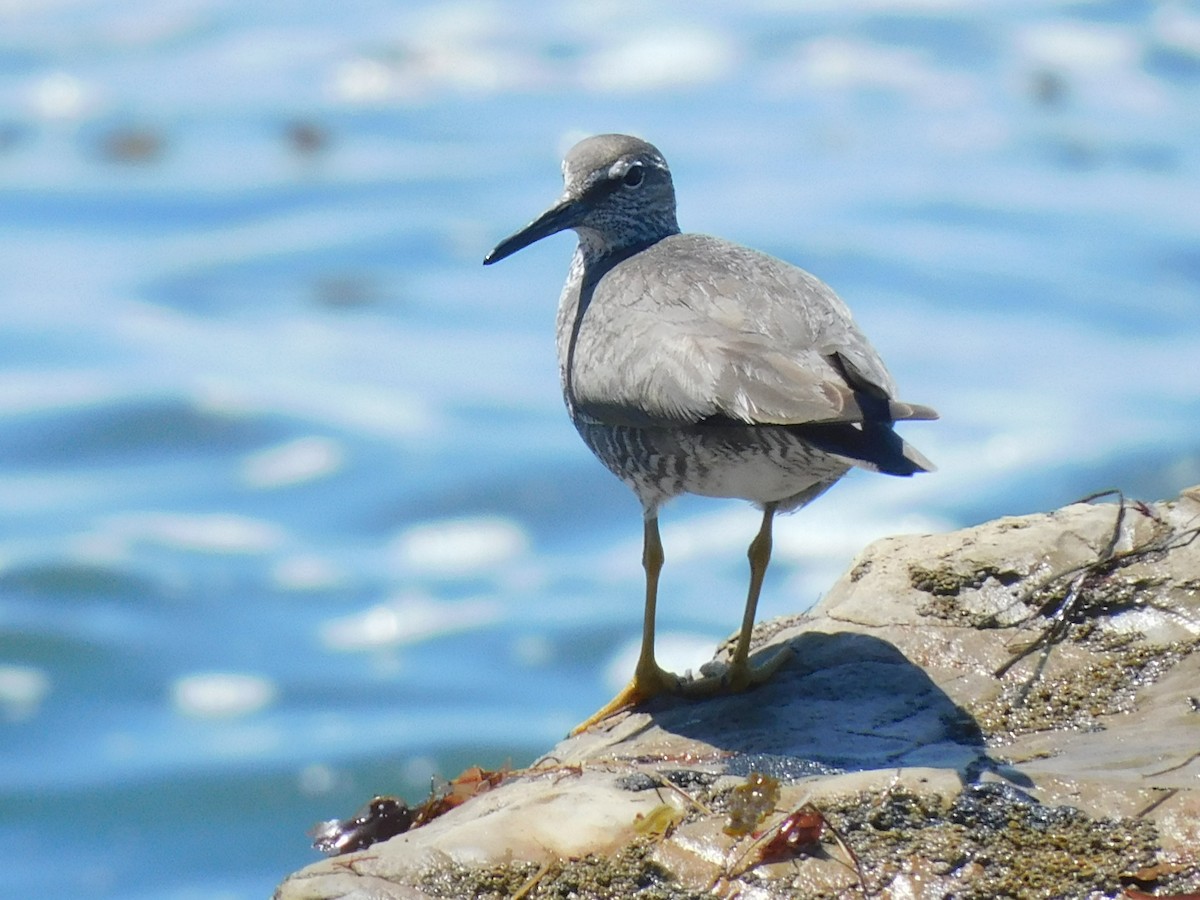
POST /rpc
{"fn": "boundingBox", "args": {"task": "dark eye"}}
[622,164,644,187]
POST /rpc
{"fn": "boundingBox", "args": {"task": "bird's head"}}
[484,134,679,265]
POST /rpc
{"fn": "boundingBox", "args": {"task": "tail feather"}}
[793,421,935,476]
[888,400,939,422]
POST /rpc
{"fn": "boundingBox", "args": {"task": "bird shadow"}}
[638,630,1025,786]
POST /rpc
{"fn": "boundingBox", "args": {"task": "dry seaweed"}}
[995,490,1199,680]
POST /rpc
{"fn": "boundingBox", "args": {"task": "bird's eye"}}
[622,164,644,188]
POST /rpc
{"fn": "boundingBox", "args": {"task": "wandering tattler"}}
[484,134,936,731]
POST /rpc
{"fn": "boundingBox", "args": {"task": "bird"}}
[484,134,936,731]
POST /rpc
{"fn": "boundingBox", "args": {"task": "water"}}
[1,2,1198,897]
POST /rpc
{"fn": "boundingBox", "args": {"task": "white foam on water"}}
[271,554,344,592]
[329,4,538,103]
[510,633,555,668]
[241,435,345,489]
[773,507,952,567]
[1152,3,1200,56]
[198,375,436,440]
[297,762,342,796]
[1017,20,1137,71]
[104,511,286,555]
[26,71,95,120]
[319,591,502,650]
[580,28,738,92]
[1014,19,1167,112]
[0,665,51,722]
[171,672,278,718]
[0,370,123,414]
[332,56,397,103]
[782,35,978,107]
[390,515,531,578]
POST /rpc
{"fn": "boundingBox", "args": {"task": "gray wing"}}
[570,234,937,429]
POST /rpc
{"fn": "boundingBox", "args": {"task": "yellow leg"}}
[725,502,790,688]
[571,515,679,734]
[678,503,791,698]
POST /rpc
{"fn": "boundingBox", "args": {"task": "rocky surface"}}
[276,487,1200,899]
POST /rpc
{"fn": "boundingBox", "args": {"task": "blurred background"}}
[1,1,1198,897]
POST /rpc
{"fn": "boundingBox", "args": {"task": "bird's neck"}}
[575,232,672,270]
[574,217,679,264]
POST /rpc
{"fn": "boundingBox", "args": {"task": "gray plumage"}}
[485,134,936,727]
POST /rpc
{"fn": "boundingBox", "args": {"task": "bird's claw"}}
[687,645,793,695]
[569,662,680,735]
[570,646,792,735]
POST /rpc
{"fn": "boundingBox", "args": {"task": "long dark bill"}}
[483,198,581,265]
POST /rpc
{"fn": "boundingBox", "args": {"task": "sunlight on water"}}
[1,1,1198,897]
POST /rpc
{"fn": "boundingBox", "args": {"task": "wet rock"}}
[275,486,1200,899]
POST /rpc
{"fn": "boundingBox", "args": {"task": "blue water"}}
[2,2,1199,897]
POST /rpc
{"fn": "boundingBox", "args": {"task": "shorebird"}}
[485,134,936,731]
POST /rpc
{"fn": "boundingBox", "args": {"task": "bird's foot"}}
[570,662,680,735]
[568,647,792,735]
[685,645,793,696]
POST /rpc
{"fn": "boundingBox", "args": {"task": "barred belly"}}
[575,421,852,514]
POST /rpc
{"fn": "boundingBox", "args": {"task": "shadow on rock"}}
[640,630,1007,783]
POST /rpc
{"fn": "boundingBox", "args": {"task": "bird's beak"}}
[483,196,583,265]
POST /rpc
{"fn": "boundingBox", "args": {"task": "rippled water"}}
[2,2,1199,897]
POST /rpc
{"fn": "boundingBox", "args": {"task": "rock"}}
[275,487,1200,899]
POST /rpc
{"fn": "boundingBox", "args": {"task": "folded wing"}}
[569,235,937,475]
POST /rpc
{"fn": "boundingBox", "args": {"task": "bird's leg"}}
[726,502,791,689]
[570,515,679,734]
[672,502,791,700]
